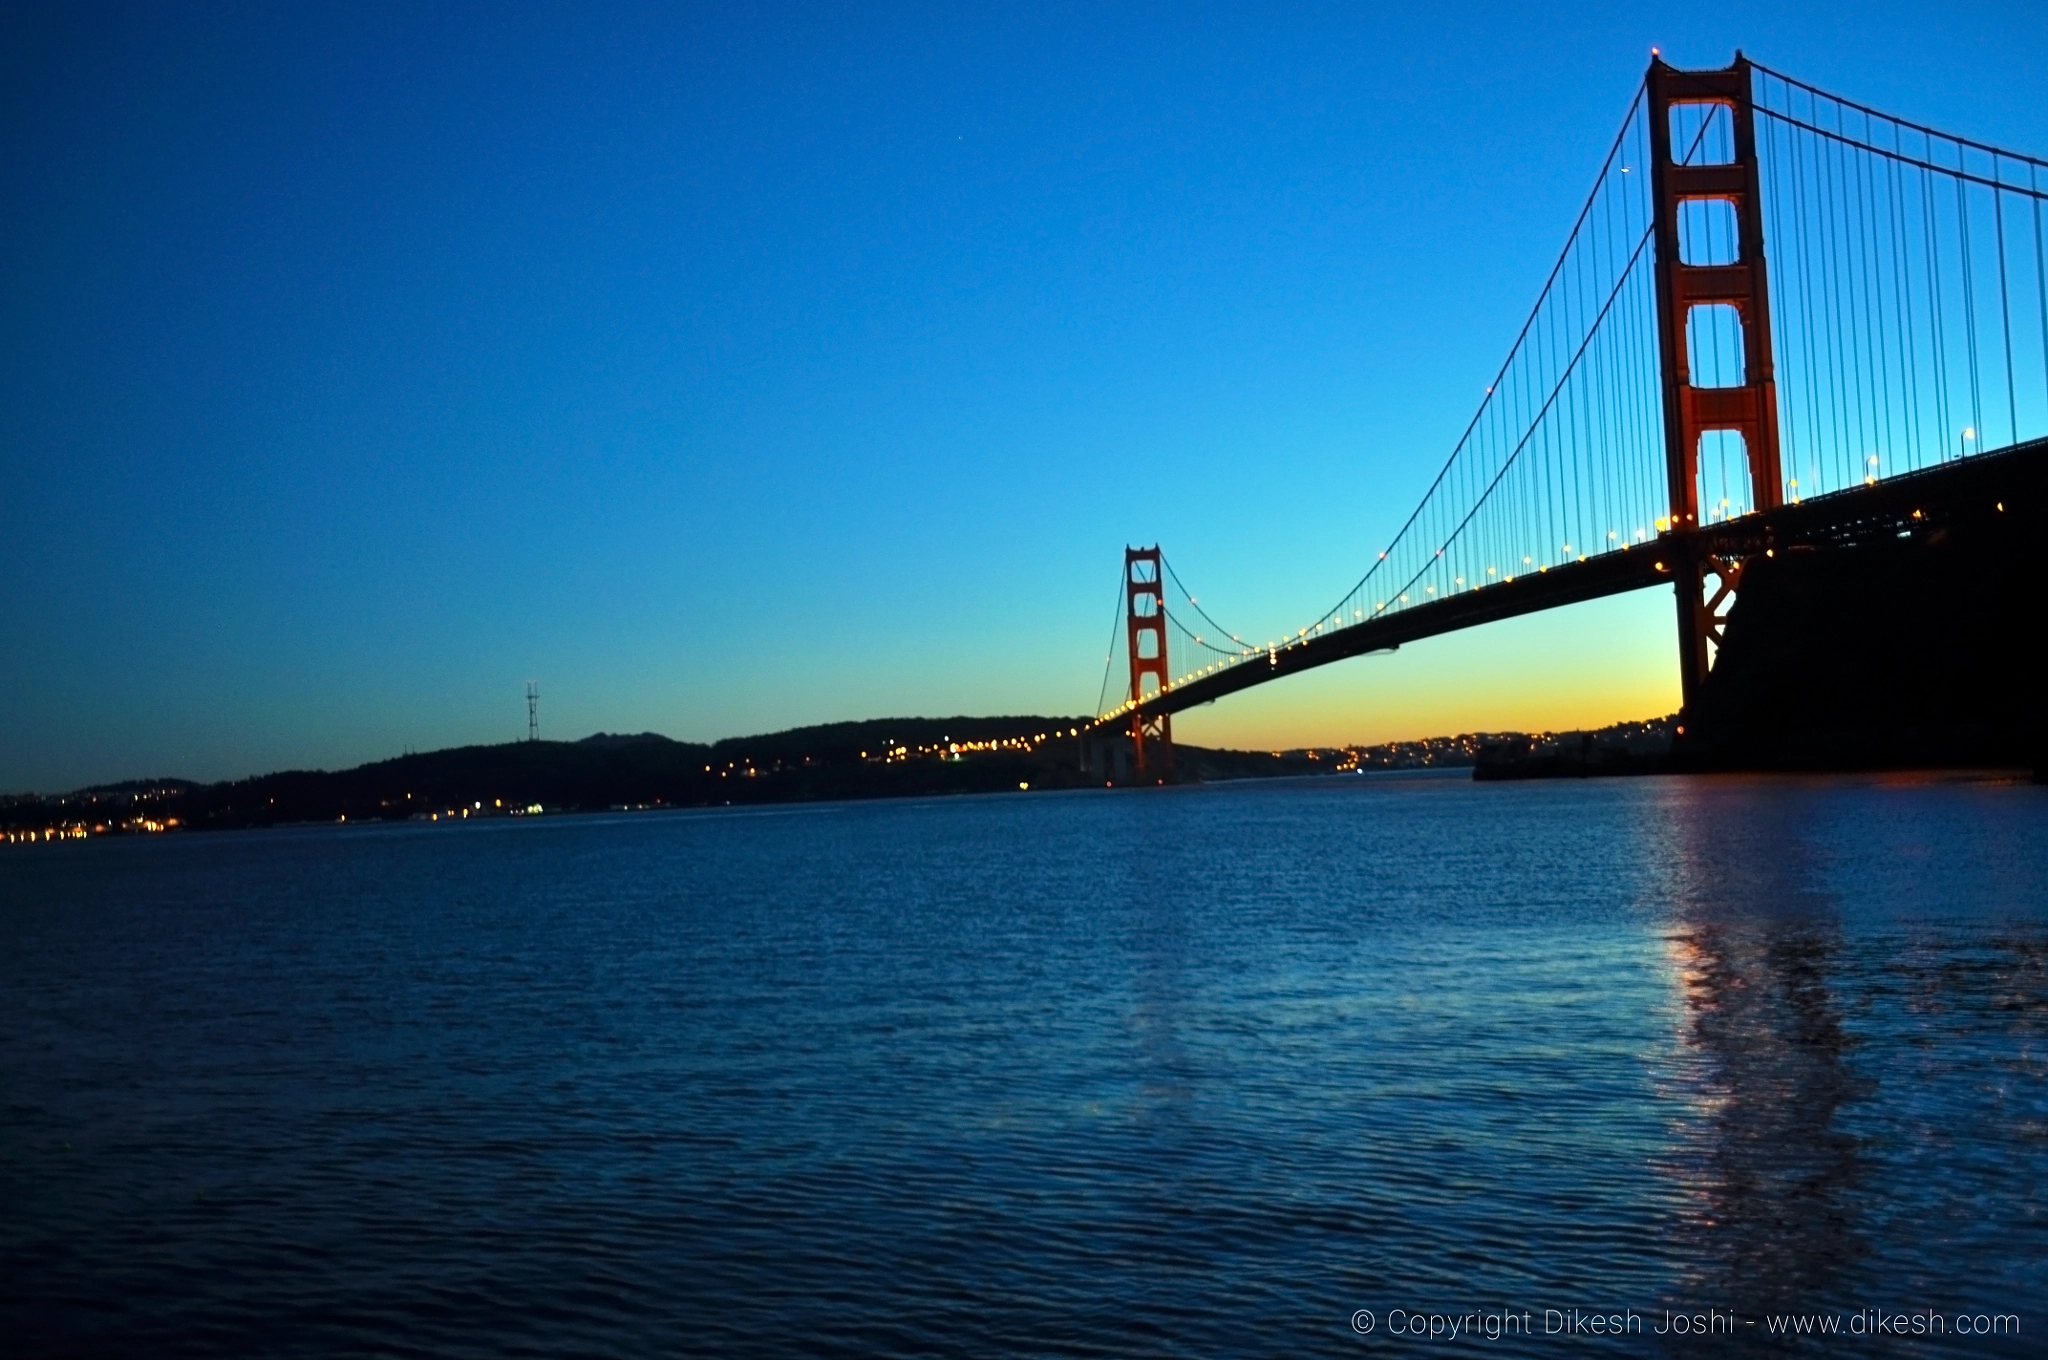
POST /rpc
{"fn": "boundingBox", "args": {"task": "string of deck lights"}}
[1096,65,2048,727]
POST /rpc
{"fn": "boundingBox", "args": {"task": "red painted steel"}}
[1648,53,1786,711]
[1124,546,1173,777]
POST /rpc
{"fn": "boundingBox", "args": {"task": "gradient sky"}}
[4,1,2044,790]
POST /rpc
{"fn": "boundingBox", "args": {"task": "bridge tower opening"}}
[1648,53,1785,713]
[1124,545,1173,778]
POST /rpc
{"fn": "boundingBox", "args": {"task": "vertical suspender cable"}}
[1956,152,1985,451]
[1844,98,1867,483]
[1820,97,1852,490]
[1993,165,2019,445]
[1793,96,1826,490]
[2035,161,2048,401]
[1855,111,1893,477]
[2034,162,2048,401]
[1919,142,1951,462]
[1885,128,1922,471]
[1094,569,1124,720]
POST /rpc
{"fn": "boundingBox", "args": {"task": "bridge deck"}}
[1096,435,2046,728]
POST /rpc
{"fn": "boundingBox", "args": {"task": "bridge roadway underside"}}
[1104,434,2046,731]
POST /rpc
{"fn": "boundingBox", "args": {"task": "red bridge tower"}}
[1124,546,1173,777]
[1648,53,1785,712]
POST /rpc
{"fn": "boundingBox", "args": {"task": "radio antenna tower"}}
[526,681,539,742]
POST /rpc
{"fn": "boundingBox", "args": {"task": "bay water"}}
[4,772,2044,1355]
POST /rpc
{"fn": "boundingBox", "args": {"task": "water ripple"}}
[3,774,2045,1355]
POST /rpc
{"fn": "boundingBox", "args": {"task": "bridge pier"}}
[1078,732,1133,784]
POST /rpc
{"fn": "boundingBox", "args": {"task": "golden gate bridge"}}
[1087,52,2048,776]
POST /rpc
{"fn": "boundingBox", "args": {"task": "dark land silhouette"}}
[1681,486,2043,770]
[2,717,1360,839]
[8,473,2043,843]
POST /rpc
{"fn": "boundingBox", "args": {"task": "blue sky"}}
[4,1,2044,789]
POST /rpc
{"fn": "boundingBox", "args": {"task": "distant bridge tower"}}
[1648,53,1785,711]
[527,680,539,742]
[1124,546,1173,777]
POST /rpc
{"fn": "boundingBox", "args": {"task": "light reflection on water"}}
[1646,776,2047,1351]
[1,772,2043,1356]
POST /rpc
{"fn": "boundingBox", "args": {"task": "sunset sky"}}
[4,1,2043,789]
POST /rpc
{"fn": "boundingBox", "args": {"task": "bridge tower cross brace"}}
[1124,545,1173,777]
[1647,53,1785,712]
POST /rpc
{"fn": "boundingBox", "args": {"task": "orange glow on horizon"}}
[1169,590,1682,749]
